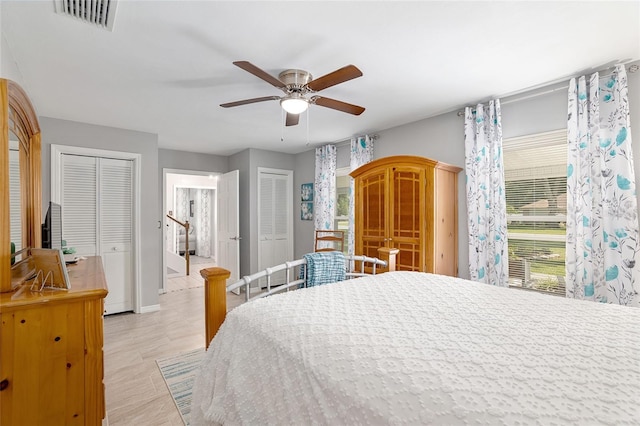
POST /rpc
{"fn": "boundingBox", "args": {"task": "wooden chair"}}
[314,230,345,252]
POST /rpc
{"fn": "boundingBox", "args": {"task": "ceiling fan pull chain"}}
[306,107,310,146]
[281,108,285,142]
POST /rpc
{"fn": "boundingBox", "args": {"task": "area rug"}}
[156,348,205,425]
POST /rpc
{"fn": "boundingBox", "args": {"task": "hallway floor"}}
[166,256,216,292]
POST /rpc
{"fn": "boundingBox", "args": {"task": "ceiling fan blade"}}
[233,61,285,89]
[306,65,363,92]
[220,96,280,108]
[285,112,299,127]
[312,96,365,115]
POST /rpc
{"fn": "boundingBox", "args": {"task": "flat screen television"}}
[42,201,63,250]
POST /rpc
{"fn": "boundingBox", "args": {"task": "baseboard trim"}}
[139,304,161,314]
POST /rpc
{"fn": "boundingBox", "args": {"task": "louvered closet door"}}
[61,155,98,256]
[100,158,133,314]
[258,171,291,285]
[61,154,133,314]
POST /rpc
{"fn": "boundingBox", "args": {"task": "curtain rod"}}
[457,63,639,117]
[309,134,379,149]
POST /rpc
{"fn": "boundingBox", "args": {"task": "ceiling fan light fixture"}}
[280,95,308,114]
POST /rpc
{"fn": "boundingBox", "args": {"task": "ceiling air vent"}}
[54,0,118,31]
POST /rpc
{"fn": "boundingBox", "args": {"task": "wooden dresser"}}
[0,256,108,425]
[351,155,462,276]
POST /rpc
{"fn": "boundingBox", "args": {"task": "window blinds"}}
[503,130,567,295]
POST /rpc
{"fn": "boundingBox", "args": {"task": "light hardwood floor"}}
[103,262,243,425]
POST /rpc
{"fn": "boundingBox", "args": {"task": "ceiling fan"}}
[221,61,365,126]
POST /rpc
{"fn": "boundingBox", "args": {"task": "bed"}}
[192,269,640,425]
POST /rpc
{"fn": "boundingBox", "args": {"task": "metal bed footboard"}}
[227,255,388,303]
[200,247,398,347]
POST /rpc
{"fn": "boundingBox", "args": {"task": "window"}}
[503,130,567,295]
[334,168,350,252]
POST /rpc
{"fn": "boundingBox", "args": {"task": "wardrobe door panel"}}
[358,169,387,258]
[390,166,424,271]
[391,169,421,238]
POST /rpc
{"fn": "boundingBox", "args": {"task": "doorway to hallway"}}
[163,170,218,292]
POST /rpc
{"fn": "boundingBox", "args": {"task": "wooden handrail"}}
[166,214,187,227]
[200,247,399,348]
[166,214,190,276]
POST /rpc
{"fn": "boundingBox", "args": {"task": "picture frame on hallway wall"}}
[301,183,314,202]
[301,202,313,221]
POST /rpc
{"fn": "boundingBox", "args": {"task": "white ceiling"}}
[2,1,639,156]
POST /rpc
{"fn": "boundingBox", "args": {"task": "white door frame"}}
[50,144,142,313]
[257,167,294,274]
[162,168,220,293]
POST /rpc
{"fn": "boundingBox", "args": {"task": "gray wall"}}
[39,117,161,310]
[230,148,296,277]
[293,61,640,280]
[158,149,229,175]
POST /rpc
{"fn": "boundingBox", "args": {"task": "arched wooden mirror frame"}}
[1,78,42,293]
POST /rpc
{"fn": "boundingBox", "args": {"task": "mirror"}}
[8,133,23,264]
[1,78,42,293]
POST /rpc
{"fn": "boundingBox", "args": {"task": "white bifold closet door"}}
[61,154,133,315]
[258,170,292,286]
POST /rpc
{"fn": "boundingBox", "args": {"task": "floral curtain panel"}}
[175,187,188,253]
[464,100,509,286]
[315,145,337,247]
[195,189,212,258]
[566,65,639,307]
[349,135,374,255]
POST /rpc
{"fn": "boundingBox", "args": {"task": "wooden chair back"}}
[314,230,345,252]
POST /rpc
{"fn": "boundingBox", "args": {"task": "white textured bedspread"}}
[191,271,640,425]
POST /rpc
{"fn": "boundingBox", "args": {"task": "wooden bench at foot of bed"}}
[200,247,399,348]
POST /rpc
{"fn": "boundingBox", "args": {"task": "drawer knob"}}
[0,379,9,391]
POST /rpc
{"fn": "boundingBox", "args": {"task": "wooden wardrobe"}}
[350,155,462,276]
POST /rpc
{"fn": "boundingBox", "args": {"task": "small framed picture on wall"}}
[301,202,313,221]
[301,183,314,202]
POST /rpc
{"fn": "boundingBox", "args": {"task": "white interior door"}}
[216,170,240,292]
[258,169,293,286]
